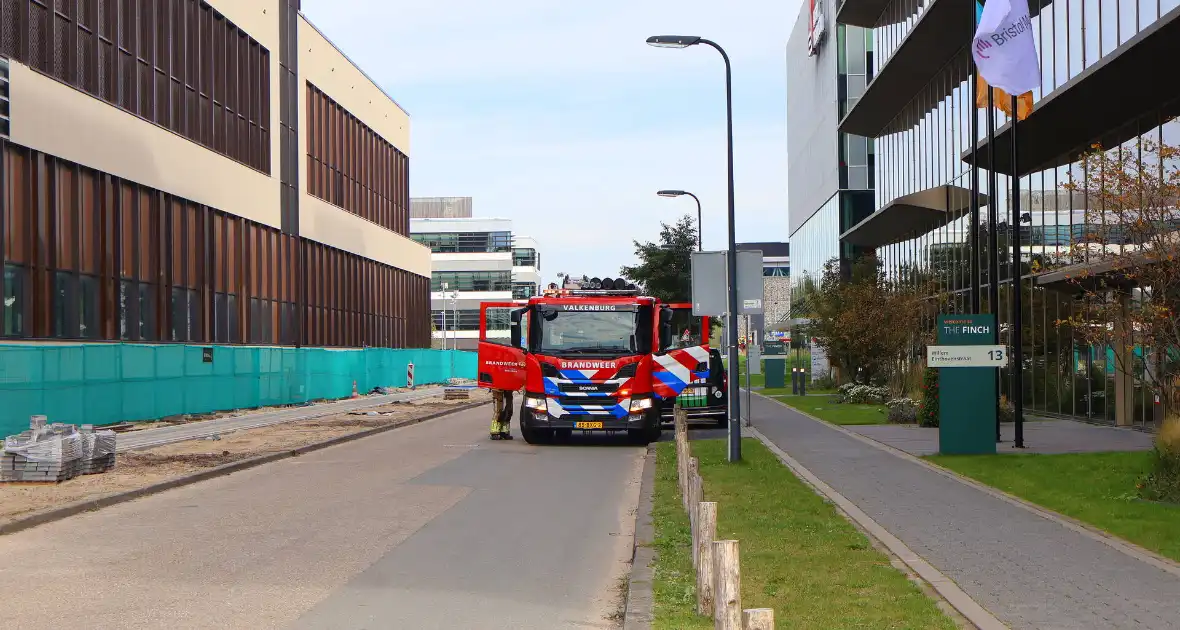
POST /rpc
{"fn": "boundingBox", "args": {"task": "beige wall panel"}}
[9,62,281,229]
[301,194,431,277]
[297,15,410,154]
[204,0,280,47]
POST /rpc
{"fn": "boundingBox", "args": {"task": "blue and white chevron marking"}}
[546,398,631,419]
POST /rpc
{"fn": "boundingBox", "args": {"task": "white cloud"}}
[301,0,801,280]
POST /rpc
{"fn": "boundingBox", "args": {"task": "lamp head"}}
[646,35,702,49]
[657,189,686,198]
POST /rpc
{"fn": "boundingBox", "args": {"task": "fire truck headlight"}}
[524,396,547,411]
[629,398,653,413]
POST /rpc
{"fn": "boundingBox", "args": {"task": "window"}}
[171,288,188,342]
[138,283,156,341]
[3,264,24,336]
[513,248,539,268]
[535,307,639,355]
[513,282,537,299]
[763,266,790,277]
[0,57,9,137]
[411,232,513,253]
[431,271,512,292]
[79,275,98,339]
[433,309,508,331]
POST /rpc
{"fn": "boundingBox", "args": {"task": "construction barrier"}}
[0,343,478,436]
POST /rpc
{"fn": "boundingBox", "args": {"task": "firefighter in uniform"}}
[490,389,515,440]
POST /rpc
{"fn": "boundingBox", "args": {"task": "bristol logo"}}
[974,38,992,59]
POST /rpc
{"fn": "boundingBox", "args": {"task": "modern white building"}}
[410,198,541,350]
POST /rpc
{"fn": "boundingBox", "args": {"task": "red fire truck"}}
[477,279,723,444]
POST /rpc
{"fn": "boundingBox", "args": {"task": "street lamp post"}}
[656,190,703,251]
[647,35,741,462]
[440,282,449,350]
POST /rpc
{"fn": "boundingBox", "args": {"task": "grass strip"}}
[927,451,1180,563]
[651,438,956,629]
[769,395,888,425]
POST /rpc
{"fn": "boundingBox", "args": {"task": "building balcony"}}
[839,0,1051,139]
[961,5,1180,177]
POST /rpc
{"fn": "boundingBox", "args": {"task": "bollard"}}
[791,367,799,395]
[742,609,774,630]
[713,540,742,630]
[696,501,718,617]
[799,370,807,396]
[407,362,415,389]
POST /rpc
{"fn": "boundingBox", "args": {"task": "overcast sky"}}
[301,0,803,283]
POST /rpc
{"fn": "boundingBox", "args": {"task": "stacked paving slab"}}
[1,416,117,483]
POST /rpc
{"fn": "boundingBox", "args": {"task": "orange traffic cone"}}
[351,380,360,399]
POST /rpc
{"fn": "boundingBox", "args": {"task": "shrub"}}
[1139,417,1180,504]
[997,395,1024,423]
[885,398,918,424]
[917,368,939,428]
[842,384,890,405]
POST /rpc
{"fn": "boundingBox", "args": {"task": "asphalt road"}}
[0,406,646,630]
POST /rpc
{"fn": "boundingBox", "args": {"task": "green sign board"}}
[763,340,786,356]
[936,314,997,455]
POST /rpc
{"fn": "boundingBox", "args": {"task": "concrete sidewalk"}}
[749,394,1180,630]
[116,388,444,451]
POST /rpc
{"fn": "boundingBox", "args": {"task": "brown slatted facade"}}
[306,82,409,235]
[0,2,431,348]
[0,0,271,173]
[0,140,429,346]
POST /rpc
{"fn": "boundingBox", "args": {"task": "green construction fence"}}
[0,343,478,437]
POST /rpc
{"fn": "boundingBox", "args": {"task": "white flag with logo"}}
[971,0,1040,95]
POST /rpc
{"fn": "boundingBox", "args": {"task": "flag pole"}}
[987,86,1001,443]
[1010,94,1025,449]
[969,55,981,313]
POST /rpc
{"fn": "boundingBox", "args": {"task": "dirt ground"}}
[0,389,489,526]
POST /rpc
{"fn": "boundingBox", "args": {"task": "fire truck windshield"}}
[535,308,638,355]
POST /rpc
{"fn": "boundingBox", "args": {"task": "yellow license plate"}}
[574,421,604,429]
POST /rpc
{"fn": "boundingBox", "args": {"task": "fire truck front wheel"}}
[520,422,553,445]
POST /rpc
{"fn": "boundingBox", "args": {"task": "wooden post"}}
[713,540,742,630]
[688,457,699,518]
[677,431,688,508]
[742,609,774,630]
[696,501,718,617]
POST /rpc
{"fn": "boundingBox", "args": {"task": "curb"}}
[756,392,1180,579]
[747,425,1007,630]
[0,400,490,537]
[622,445,656,630]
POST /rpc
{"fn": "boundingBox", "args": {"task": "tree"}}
[807,254,933,389]
[1059,138,1180,417]
[619,214,698,303]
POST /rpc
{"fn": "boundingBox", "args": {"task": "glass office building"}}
[834,0,1179,429]
[787,0,876,314]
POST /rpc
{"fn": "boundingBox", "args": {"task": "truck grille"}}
[555,395,617,408]
[557,381,620,395]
